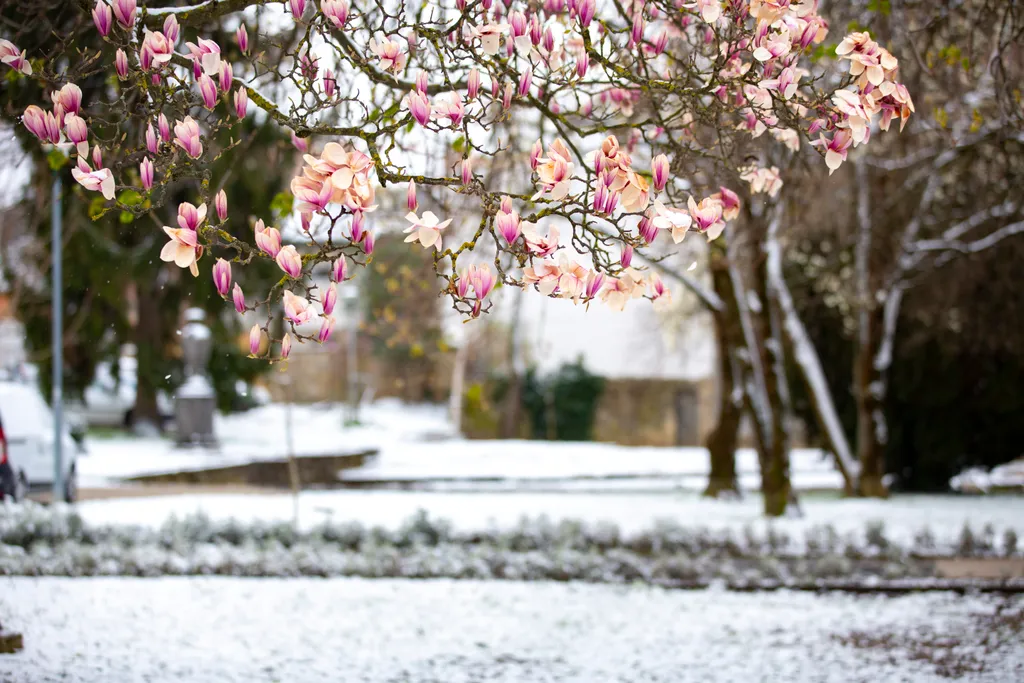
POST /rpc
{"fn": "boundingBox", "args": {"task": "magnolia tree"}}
[3,0,915,514]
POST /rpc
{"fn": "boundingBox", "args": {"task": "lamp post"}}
[51,173,64,503]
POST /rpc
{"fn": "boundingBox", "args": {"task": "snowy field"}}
[1,578,1020,683]
[78,400,455,486]
[77,399,845,490]
[72,490,1024,549]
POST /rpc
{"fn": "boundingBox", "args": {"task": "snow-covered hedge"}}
[0,504,1019,585]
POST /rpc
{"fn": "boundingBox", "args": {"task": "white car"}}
[0,381,79,502]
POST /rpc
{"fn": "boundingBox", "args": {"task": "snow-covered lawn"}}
[0,578,1019,682]
[78,400,454,486]
[72,489,1024,549]
[78,397,843,490]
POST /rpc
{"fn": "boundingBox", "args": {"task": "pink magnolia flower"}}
[140,157,154,191]
[332,257,346,283]
[466,264,497,300]
[91,2,112,38]
[684,0,720,24]
[648,272,672,311]
[115,49,128,79]
[232,283,246,313]
[740,165,783,197]
[752,28,791,62]
[215,190,227,221]
[434,91,465,127]
[22,106,60,144]
[289,0,307,20]
[687,196,726,241]
[467,68,481,99]
[321,283,338,316]
[233,87,248,118]
[158,113,171,142]
[832,89,871,143]
[141,30,174,69]
[321,0,349,29]
[64,113,88,149]
[292,133,308,152]
[112,0,136,30]
[403,211,452,250]
[53,83,82,115]
[163,14,179,44]
[760,66,798,99]
[530,140,543,170]
[146,123,159,154]
[815,129,854,174]
[323,69,336,98]
[523,261,562,296]
[474,23,508,56]
[501,81,514,110]
[160,225,203,277]
[496,201,521,243]
[219,61,233,92]
[407,90,431,126]
[651,153,669,192]
[291,176,334,214]
[533,139,575,201]
[522,224,560,257]
[0,40,31,76]
[620,244,634,268]
[584,271,606,300]
[212,259,231,297]
[517,69,532,97]
[283,290,315,325]
[71,162,116,200]
[255,219,282,258]
[236,25,249,54]
[185,38,222,77]
[600,269,645,311]
[294,142,377,213]
[712,186,741,221]
[618,171,650,213]
[177,202,207,231]
[276,245,303,279]
[317,316,335,343]
[577,0,596,28]
[369,36,407,73]
[173,117,203,158]
[650,200,692,243]
[406,180,417,212]
[248,325,263,356]
[363,230,375,255]
[92,145,103,168]
[280,334,292,360]
[415,70,428,93]
[198,74,218,109]
[637,211,658,244]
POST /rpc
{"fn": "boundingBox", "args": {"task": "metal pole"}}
[51,174,64,503]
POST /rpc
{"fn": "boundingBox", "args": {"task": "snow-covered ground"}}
[72,489,1024,549]
[78,398,843,490]
[78,400,454,486]
[1,577,1019,682]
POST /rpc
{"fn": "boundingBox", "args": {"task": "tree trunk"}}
[853,163,889,498]
[755,258,793,518]
[132,281,165,434]
[855,307,889,497]
[703,241,742,498]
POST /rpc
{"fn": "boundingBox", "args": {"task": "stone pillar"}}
[174,308,218,447]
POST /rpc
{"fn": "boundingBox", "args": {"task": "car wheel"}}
[63,466,78,504]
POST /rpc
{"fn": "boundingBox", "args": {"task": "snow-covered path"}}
[1,578,1019,683]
